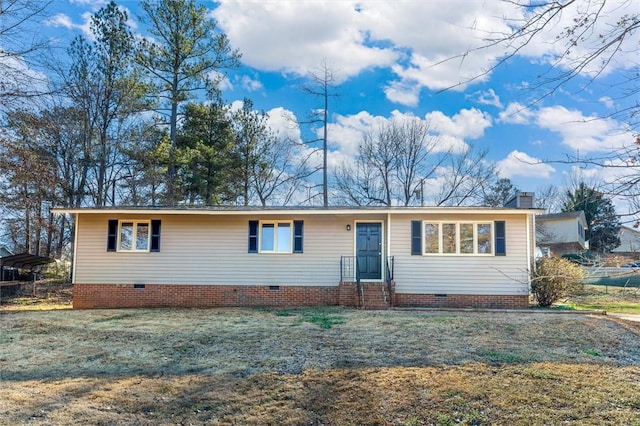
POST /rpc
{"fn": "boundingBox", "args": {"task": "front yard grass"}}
[556,284,640,314]
[1,307,640,425]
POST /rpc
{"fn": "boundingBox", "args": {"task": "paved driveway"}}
[609,313,640,323]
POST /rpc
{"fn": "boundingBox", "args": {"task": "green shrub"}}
[532,257,584,307]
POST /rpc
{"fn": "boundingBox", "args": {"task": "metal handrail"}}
[340,255,363,307]
[386,256,394,307]
[386,256,394,281]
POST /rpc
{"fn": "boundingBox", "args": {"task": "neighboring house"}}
[0,246,13,258]
[54,204,540,310]
[612,226,640,254]
[536,211,588,256]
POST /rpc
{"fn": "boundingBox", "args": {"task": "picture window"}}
[422,222,493,255]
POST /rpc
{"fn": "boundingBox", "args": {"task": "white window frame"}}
[259,220,293,254]
[117,220,151,252]
[422,221,494,256]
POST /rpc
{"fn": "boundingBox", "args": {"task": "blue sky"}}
[36,0,640,211]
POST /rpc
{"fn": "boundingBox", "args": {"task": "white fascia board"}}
[52,207,544,217]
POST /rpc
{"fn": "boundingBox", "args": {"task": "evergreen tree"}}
[177,89,236,205]
[483,178,520,207]
[136,0,240,205]
[563,182,621,253]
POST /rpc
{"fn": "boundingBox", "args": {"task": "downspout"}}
[386,212,391,271]
[527,213,534,289]
[531,213,536,276]
[387,212,393,307]
[71,213,79,285]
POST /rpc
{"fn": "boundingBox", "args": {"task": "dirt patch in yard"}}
[1,308,640,425]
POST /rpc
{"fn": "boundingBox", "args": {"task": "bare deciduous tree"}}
[61,2,148,207]
[433,145,495,207]
[535,184,561,213]
[300,61,339,207]
[332,118,480,206]
[231,99,313,206]
[0,0,52,110]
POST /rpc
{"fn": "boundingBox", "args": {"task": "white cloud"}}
[323,108,491,159]
[499,102,535,124]
[218,76,233,92]
[44,14,76,30]
[469,89,503,108]
[514,1,640,78]
[239,75,263,92]
[360,2,522,93]
[599,96,614,109]
[266,107,300,142]
[497,151,555,179]
[326,111,383,156]
[206,71,234,91]
[69,0,108,6]
[211,1,640,112]
[425,108,492,140]
[0,54,49,105]
[213,1,398,83]
[44,4,135,38]
[383,79,420,107]
[432,134,468,154]
[536,106,630,153]
[213,0,526,100]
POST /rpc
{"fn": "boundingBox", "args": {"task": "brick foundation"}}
[394,293,530,309]
[73,283,529,310]
[73,284,338,309]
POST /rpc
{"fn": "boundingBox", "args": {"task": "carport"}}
[0,253,55,304]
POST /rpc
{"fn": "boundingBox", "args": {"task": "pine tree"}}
[563,183,621,253]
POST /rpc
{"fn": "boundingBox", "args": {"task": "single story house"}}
[536,211,588,256]
[53,204,540,309]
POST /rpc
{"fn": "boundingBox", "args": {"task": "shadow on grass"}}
[3,363,640,426]
[1,307,640,383]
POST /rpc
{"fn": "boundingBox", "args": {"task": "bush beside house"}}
[531,257,584,307]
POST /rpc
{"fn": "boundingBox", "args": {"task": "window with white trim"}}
[422,222,493,255]
[118,220,150,252]
[260,221,292,253]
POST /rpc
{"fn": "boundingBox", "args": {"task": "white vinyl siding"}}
[536,216,587,249]
[74,213,372,286]
[391,214,530,296]
[73,211,532,296]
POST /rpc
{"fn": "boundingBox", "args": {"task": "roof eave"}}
[52,206,544,216]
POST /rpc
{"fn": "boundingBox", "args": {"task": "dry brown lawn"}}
[1,307,640,425]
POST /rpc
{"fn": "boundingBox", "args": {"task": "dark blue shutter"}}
[495,221,506,256]
[293,220,303,253]
[248,220,258,253]
[107,220,118,252]
[150,220,161,252]
[411,220,422,255]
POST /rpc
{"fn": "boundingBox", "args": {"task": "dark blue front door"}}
[356,222,382,280]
